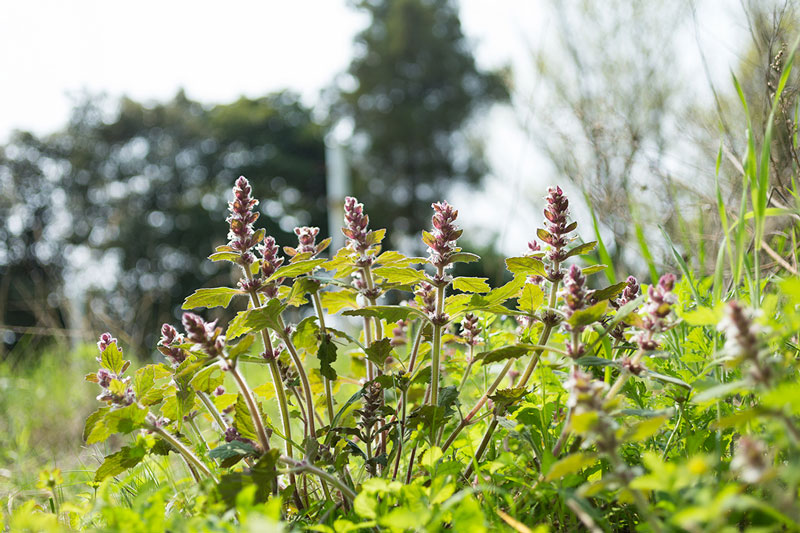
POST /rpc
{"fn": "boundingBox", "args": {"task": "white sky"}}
[1,0,745,255]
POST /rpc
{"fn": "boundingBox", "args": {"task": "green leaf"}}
[592,282,627,302]
[476,345,532,365]
[233,394,260,442]
[182,287,240,310]
[84,407,110,443]
[567,301,608,328]
[626,416,668,442]
[565,241,598,259]
[95,442,149,481]
[343,306,427,323]
[452,277,491,293]
[679,305,722,326]
[293,316,320,352]
[573,356,615,367]
[375,251,427,267]
[100,342,126,375]
[545,453,597,481]
[209,440,257,461]
[134,365,171,405]
[517,283,544,314]
[366,228,386,246]
[227,299,287,339]
[365,338,393,367]
[582,264,608,276]
[228,333,255,359]
[505,256,546,277]
[318,335,339,380]
[489,387,528,411]
[569,411,599,434]
[87,404,149,444]
[208,251,241,262]
[189,364,224,393]
[372,266,427,284]
[320,289,359,313]
[285,277,320,307]
[448,252,481,264]
[267,258,326,282]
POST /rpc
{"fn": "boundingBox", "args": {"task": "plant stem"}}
[312,290,336,424]
[458,345,475,393]
[154,426,217,482]
[606,349,645,402]
[197,390,228,432]
[279,457,357,503]
[430,266,447,442]
[277,315,317,439]
[228,363,271,453]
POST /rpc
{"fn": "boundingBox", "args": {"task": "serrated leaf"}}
[366,228,386,246]
[505,256,546,277]
[95,444,149,482]
[592,282,627,302]
[293,316,320,352]
[100,342,126,375]
[567,301,608,328]
[452,277,491,293]
[87,404,149,444]
[365,338,393,367]
[228,333,255,359]
[227,299,286,339]
[209,440,257,460]
[489,387,528,411]
[182,287,240,310]
[285,277,319,307]
[189,364,224,393]
[545,453,597,481]
[320,289,359,314]
[372,266,427,284]
[477,345,532,365]
[267,258,326,282]
[233,394,260,442]
[84,407,110,443]
[375,251,427,267]
[318,335,339,380]
[343,305,427,323]
[517,283,544,314]
[565,241,598,258]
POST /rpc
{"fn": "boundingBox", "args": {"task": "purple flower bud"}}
[633,273,677,351]
[226,176,260,258]
[293,226,320,256]
[391,319,408,347]
[426,201,462,269]
[182,312,224,358]
[618,276,641,306]
[561,265,593,318]
[214,386,226,396]
[343,196,371,254]
[460,313,482,346]
[540,186,574,265]
[414,281,437,316]
[96,368,113,388]
[97,332,116,353]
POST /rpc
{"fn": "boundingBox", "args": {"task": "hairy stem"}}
[277,315,317,439]
[154,426,217,482]
[312,290,336,424]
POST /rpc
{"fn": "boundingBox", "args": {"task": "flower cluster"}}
[610,276,641,341]
[226,176,260,265]
[718,302,771,385]
[257,235,285,298]
[92,334,136,407]
[415,281,439,322]
[426,201,461,270]
[460,313,482,347]
[539,186,574,277]
[157,324,187,366]
[561,265,593,357]
[343,196,371,258]
[286,226,329,259]
[391,318,408,347]
[182,312,225,359]
[633,273,677,351]
[565,368,617,454]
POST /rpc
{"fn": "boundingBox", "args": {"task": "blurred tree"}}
[0,91,326,354]
[336,0,508,246]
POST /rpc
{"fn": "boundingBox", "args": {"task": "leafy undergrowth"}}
[6,52,800,530]
[5,175,800,533]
